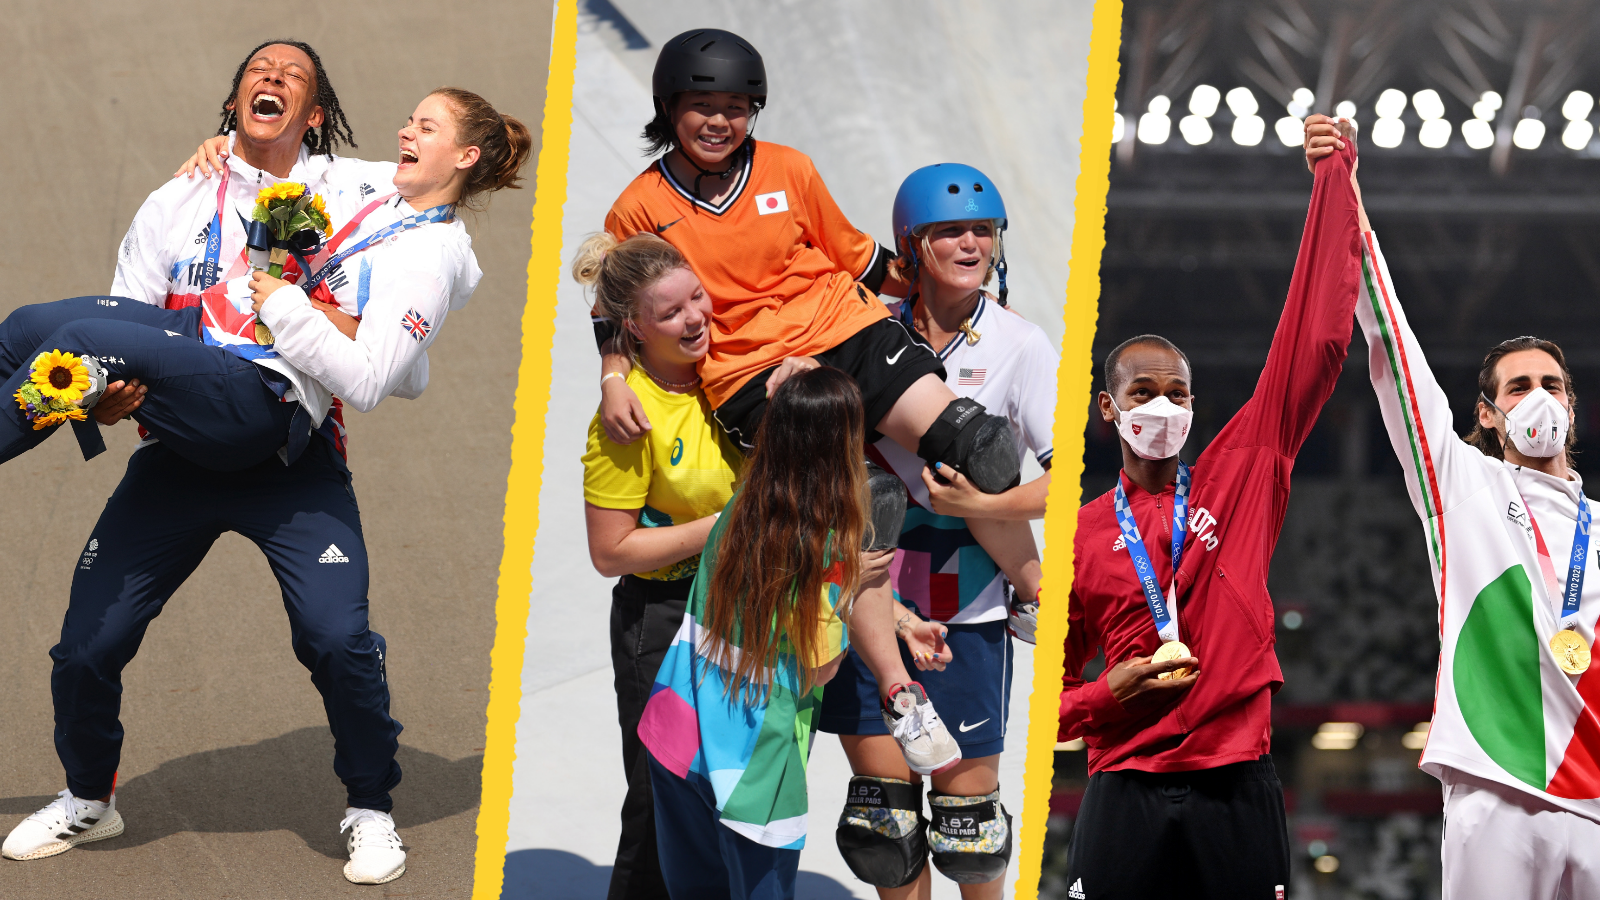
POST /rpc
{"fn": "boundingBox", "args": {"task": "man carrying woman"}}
[0,39,531,887]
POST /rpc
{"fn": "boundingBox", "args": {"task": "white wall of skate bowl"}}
[503,2,1091,897]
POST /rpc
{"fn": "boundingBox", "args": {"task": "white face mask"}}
[1112,395,1193,460]
[1493,388,1569,459]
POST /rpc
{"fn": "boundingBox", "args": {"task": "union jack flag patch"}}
[401,308,432,342]
[958,368,986,386]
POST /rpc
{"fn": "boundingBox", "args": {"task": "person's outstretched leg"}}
[0,296,198,378]
[237,438,405,885]
[0,317,293,469]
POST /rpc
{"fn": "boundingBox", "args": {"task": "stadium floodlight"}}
[1231,114,1265,146]
[1148,94,1171,116]
[1375,88,1408,120]
[1412,89,1446,121]
[1189,84,1221,118]
[1113,111,1125,143]
[1472,100,1497,121]
[1462,117,1495,149]
[1335,100,1357,119]
[1312,722,1363,750]
[1563,119,1594,151]
[1563,90,1595,122]
[1275,115,1304,147]
[1513,116,1546,150]
[1418,118,1452,148]
[1372,117,1405,148]
[1401,722,1431,750]
[1292,87,1315,108]
[1225,86,1259,118]
[1314,856,1341,874]
[1138,111,1171,144]
[1479,90,1503,112]
[1179,114,1213,145]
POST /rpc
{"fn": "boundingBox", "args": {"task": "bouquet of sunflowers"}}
[14,351,96,430]
[252,182,332,278]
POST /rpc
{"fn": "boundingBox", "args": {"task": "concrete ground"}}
[502,3,1090,898]
[0,3,552,898]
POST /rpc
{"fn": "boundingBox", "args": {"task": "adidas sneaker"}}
[1,790,123,861]
[341,807,405,884]
[883,682,962,775]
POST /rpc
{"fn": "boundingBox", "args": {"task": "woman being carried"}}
[596,29,1040,776]
[0,88,530,473]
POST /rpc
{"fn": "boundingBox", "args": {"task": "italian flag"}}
[1359,230,1600,809]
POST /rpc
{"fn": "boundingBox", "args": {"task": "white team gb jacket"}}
[1359,232,1600,821]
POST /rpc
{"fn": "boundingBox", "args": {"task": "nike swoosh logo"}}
[655,217,685,233]
[958,719,990,732]
[885,346,908,365]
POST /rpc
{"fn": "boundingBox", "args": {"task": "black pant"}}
[1066,756,1291,899]
[608,575,692,900]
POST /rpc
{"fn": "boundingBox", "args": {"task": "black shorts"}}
[712,316,945,449]
[1065,756,1291,899]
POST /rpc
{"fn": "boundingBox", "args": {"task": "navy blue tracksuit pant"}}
[54,437,403,810]
[0,297,296,470]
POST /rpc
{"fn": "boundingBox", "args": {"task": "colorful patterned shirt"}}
[637,508,850,847]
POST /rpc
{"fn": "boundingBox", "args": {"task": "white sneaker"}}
[882,682,962,775]
[2,790,123,861]
[341,807,406,885]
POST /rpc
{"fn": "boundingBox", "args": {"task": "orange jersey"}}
[605,141,890,408]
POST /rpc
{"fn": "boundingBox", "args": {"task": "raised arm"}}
[1213,121,1362,457]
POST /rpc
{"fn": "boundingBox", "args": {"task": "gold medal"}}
[1550,629,1591,676]
[1153,640,1192,680]
[255,322,275,345]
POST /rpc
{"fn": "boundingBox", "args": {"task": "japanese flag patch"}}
[755,190,789,215]
[401,308,432,342]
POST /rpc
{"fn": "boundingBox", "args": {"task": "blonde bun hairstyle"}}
[572,232,691,359]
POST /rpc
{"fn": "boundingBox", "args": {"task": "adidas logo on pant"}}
[1067,878,1086,899]
[319,544,350,564]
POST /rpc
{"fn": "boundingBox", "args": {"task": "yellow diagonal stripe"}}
[1012,1,1122,896]
[472,2,579,897]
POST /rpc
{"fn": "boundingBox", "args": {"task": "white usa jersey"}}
[872,295,1059,623]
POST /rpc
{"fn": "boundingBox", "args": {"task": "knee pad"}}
[915,399,1021,494]
[836,776,928,888]
[863,460,907,551]
[928,789,1013,885]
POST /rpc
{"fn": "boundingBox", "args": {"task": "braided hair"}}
[216,39,357,157]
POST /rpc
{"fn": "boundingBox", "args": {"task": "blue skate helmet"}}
[891,163,1009,305]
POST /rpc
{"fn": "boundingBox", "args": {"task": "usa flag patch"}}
[958,368,986,385]
[401,308,432,342]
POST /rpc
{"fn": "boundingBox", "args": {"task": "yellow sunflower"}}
[29,350,91,403]
[29,408,83,431]
[309,193,333,235]
[257,182,305,203]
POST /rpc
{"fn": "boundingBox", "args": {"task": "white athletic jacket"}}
[1360,232,1600,821]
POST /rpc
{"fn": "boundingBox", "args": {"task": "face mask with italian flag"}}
[1358,233,1600,815]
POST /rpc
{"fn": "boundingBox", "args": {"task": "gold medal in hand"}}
[1153,640,1193,680]
[255,322,275,345]
[1550,629,1591,675]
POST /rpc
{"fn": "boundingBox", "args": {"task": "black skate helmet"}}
[651,29,767,112]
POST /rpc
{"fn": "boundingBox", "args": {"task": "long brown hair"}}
[1465,335,1579,466]
[429,87,533,210]
[703,367,866,702]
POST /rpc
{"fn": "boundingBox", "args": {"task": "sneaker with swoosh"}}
[2,790,123,860]
[883,682,962,775]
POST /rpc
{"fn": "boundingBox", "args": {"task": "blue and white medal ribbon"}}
[301,202,454,293]
[1113,461,1190,643]
[1559,495,1591,631]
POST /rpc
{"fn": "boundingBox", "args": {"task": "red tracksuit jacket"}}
[1059,139,1362,774]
